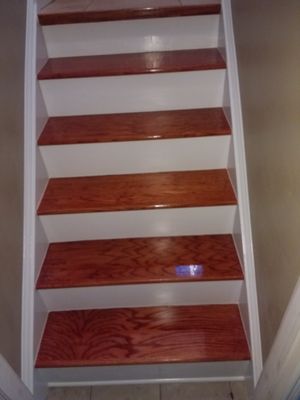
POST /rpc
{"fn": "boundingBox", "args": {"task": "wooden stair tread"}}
[39,1,221,26]
[36,304,250,368]
[38,48,225,80]
[38,108,230,146]
[37,169,236,215]
[37,235,243,289]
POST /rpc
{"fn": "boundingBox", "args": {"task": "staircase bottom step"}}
[36,305,250,369]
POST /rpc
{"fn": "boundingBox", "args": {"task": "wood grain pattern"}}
[38,48,225,80]
[36,305,250,368]
[37,169,236,215]
[38,1,221,25]
[37,235,243,289]
[38,108,230,146]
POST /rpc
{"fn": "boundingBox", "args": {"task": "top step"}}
[39,0,221,26]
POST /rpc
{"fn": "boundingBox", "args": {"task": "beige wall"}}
[231,0,300,361]
[0,0,26,374]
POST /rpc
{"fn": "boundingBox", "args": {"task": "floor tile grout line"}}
[229,382,234,399]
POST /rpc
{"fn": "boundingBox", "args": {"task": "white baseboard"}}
[38,361,250,387]
[0,355,33,400]
[255,278,300,400]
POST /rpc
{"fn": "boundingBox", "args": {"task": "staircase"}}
[34,0,252,387]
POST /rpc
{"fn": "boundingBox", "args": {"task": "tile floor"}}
[48,382,249,399]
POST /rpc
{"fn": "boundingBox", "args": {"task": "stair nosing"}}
[38,4,221,26]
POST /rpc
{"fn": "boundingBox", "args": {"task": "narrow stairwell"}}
[35,0,251,387]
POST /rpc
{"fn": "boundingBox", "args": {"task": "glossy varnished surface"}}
[38,108,230,146]
[37,235,243,289]
[38,48,225,80]
[37,169,236,215]
[39,0,221,25]
[36,305,250,368]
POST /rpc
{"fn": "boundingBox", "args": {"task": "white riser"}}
[43,15,219,57]
[37,361,250,386]
[40,206,236,242]
[40,136,230,177]
[40,70,225,116]
[39,281,242,311]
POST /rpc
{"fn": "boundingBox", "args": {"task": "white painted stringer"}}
[40,70,225,116]
[40,136,231,177]
[39,280,243,311]
[221,0,262,384]
[23,0,49,394]
[40,205,237,243]
[43,15,219,57]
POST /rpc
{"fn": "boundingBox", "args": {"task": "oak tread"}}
[38,48,225,80]
[39,1,221,25]
[36,304,250,368]
[38,108,230,146]
[37,235,243,289]
[37,169,236,215]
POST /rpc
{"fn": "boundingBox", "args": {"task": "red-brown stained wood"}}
[37,235,243,289]
[38,108,231,146]
[38,48,225,80]
[36,305,250,368]
[37,169,236,215]
[38,1,221,25]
